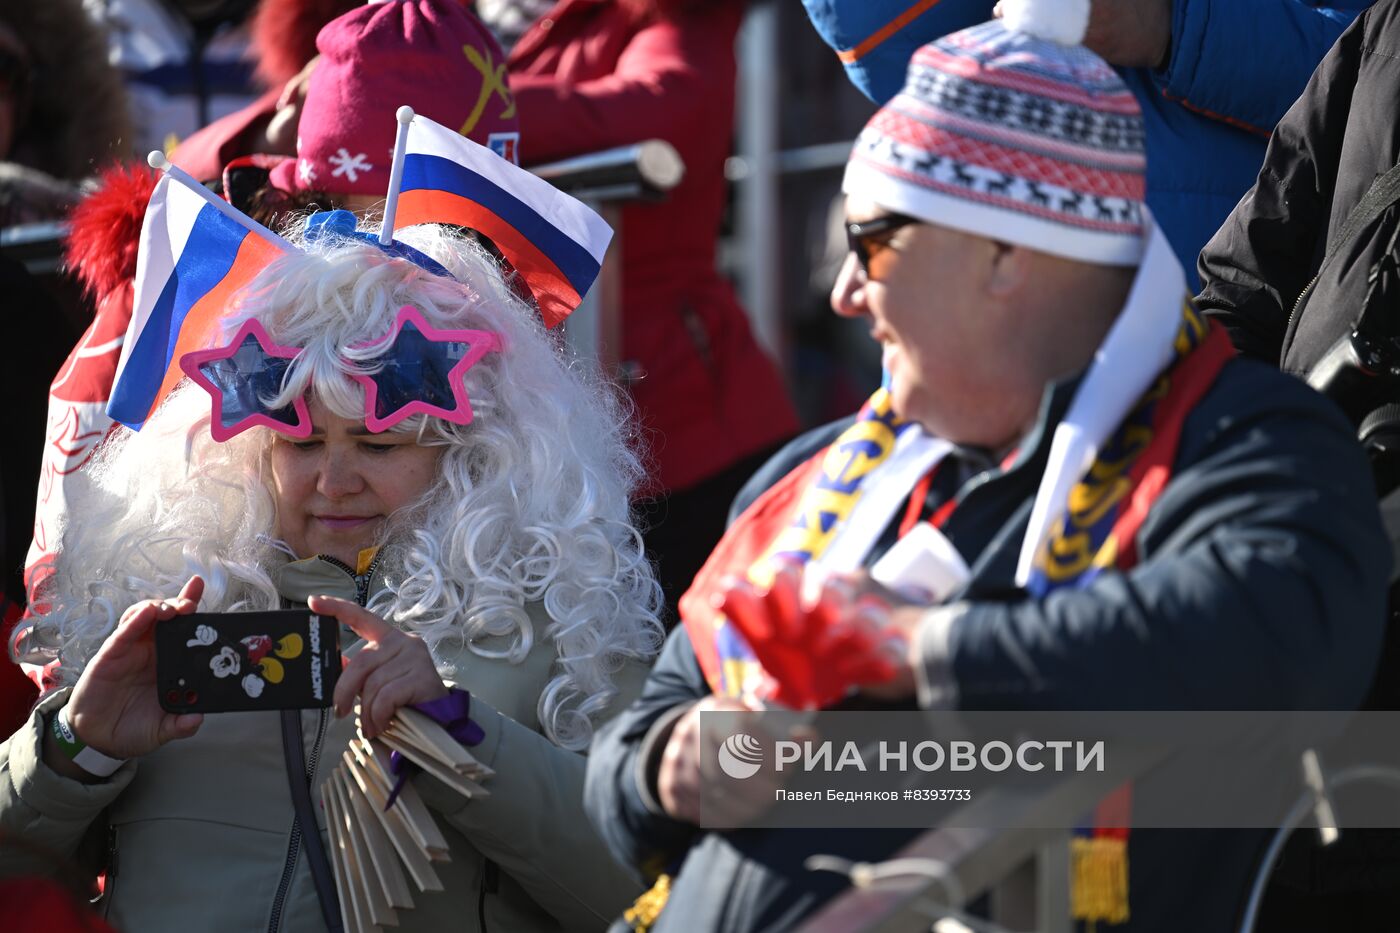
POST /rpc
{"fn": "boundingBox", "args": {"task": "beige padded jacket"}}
[0,560,649,932]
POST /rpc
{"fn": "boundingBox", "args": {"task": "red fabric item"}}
[29,173,148,604]
[717,566,895,710]
[0,599,37,738]
[508,0,798,495]
[1108,324,1237,568]
[680,450,828,692]
[897,467,937,538]
[0,878,116,933]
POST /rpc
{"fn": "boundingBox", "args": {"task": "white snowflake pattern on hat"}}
[329,148,373,183]
[298,159,317,184]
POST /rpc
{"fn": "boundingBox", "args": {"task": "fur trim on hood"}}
[251,0,361,87]
[64,163,158,302]
[0,0,132,180]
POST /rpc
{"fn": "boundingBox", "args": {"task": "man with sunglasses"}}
[585,4,1391,931]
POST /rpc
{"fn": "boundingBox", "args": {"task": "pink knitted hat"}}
[269,0,520,196]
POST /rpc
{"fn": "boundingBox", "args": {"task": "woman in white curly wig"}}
[0,213,664,933]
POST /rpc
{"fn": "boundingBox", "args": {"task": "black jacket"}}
[1198,0,1400,376]
[585,357,1391,932]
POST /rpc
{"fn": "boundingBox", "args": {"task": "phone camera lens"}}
[184,690,198,705]
[165,689,181,705]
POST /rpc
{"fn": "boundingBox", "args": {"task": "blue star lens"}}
[200,332,301,431]
[364,320,469,422]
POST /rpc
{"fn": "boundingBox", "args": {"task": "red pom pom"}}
[63,163,158,302]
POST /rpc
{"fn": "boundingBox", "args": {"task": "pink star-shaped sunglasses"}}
[180,306,503,442]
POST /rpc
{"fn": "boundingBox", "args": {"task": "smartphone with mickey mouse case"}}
[155,609,341,713]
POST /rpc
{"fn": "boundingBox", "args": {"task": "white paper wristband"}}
[53,705,127,778]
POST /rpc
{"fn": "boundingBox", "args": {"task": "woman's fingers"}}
[358,650,447,737]
[172,575,204,613]
[117,597,155,630]
[333,644,397,718]
[112,580,205,651]
[367,678,420,739]
[317,598,446,732]
[107,601,161,652]
[358,659,413,732]
[310,594,394,643]
[158,712,204,745]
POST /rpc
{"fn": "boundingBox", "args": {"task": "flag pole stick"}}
[147,151,295,252]
[380,106,415,246]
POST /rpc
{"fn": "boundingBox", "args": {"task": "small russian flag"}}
[108,170,289,430]
[392,114,613,328]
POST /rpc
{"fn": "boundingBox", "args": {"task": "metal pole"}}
[564,201,622,376]
[736,0,782,363]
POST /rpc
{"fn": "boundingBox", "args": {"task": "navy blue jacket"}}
[585,356,1390,932]
[801,0,1368,288]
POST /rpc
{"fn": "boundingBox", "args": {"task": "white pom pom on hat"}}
[999,0,1091,46]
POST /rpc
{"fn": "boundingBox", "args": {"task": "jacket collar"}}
[271,547,387,608]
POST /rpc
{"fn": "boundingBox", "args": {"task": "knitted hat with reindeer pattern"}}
[842,0,1147,265]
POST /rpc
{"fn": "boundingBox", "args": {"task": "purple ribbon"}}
[384,687,484,809]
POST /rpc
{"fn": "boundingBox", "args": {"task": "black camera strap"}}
[1326,161,1400,262]
[281,710,344,933]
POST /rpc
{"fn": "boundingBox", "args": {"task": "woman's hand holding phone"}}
[310,594,448,740]
[52,576,206,775]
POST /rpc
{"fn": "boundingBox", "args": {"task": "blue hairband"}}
[303,209,456,280]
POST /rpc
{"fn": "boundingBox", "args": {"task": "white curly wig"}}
[22,221,664,750]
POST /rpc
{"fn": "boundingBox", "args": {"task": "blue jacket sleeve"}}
[584,628,709,879]
[1158,0,1361,133]
[943,363,1390,711]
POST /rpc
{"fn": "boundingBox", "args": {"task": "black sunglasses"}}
[846,212,921,275]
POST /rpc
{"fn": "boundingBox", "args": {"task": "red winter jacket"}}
[508,0,797,495]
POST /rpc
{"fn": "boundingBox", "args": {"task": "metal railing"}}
[795,747,1400,933]
[531,140,684,203]
[0,220,67,275]
[795,744,1167,933]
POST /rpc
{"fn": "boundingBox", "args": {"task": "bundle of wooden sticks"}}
[320,704,493,932]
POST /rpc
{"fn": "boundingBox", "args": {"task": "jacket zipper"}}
[98,824,119,917]
[266,707,330,933]
[266,553,379,931]
[313,552,384,606]
[1284,269,1324,358]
